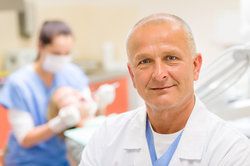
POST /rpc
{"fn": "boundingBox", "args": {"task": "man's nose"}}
[152,62,168,81]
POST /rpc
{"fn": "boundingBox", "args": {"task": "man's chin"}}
[147,100,175,111]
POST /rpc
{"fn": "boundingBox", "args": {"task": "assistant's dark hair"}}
[39,20,72,46]
[36,20,73,61]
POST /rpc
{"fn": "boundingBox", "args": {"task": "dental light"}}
[195,43,250,104]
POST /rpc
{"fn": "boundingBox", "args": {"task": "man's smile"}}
[149,84,177,90]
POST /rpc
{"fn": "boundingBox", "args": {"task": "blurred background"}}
[0,0,248,108]
[1,0,250,163]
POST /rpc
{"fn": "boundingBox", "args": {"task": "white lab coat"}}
[79,98,250,166]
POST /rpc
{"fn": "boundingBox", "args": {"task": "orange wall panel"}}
[0,105,10,149]
[90,76,128,115]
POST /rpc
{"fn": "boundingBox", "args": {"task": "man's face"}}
[127,22,202,111]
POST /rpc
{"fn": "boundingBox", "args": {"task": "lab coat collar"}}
[177,97,208,160]
[122,106,151,164]
[122,97,208,161]
[122,105,147,149]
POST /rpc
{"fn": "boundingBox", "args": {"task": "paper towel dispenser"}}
[0,0,35,37]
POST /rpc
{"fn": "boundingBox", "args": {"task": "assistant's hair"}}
[39,20,72,46]
[126,13,197,57]
[36,20,73,61]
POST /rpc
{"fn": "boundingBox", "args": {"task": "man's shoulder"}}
[191,99,249,149]
[105,107,144,128]
[182,99,250,164]
[214,117,249,142]
[204,108,248,139]
[202,107,248,143]
[207,117,250,164]
[203,109,250,159]
[94,106,145,140]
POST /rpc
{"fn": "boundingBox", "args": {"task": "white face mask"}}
[42,54,72,73]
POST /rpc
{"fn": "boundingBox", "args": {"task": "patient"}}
[47,87,92,137]
[47,84,117,137]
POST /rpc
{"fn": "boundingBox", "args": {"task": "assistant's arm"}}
[9,105,81,148]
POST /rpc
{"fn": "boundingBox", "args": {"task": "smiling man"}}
[79,13,250,166]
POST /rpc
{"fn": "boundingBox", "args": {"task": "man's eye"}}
[138,59,151,65]
[166,56,177,61]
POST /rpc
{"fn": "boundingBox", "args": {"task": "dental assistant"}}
[0,21,90,165]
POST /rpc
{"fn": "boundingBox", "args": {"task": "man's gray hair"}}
[126,13,197,57]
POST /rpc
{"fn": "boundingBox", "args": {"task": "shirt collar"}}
[123,97,209,160]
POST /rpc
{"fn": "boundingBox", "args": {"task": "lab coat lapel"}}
[121,98,209,165]
[176,98,208,161]
[122,107,151,165]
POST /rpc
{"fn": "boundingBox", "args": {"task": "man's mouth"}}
[150,84,176,90]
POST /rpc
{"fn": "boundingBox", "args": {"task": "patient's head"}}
[52,86,84,109]
[47,86,89,136]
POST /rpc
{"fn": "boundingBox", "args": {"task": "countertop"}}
[87,69,128,83]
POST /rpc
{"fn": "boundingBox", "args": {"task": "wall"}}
[138,0,240,66]
[0,0,139,70]
[0,0,241,69]
[0,11,21,69]
[0,0,242,109]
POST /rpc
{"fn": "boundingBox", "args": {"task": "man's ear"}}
[193,53,202,81]
[127,63,136,88]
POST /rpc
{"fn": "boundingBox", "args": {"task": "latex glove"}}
[94,83,119,109]
[80,99,98,117]
[48,105,81,133]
